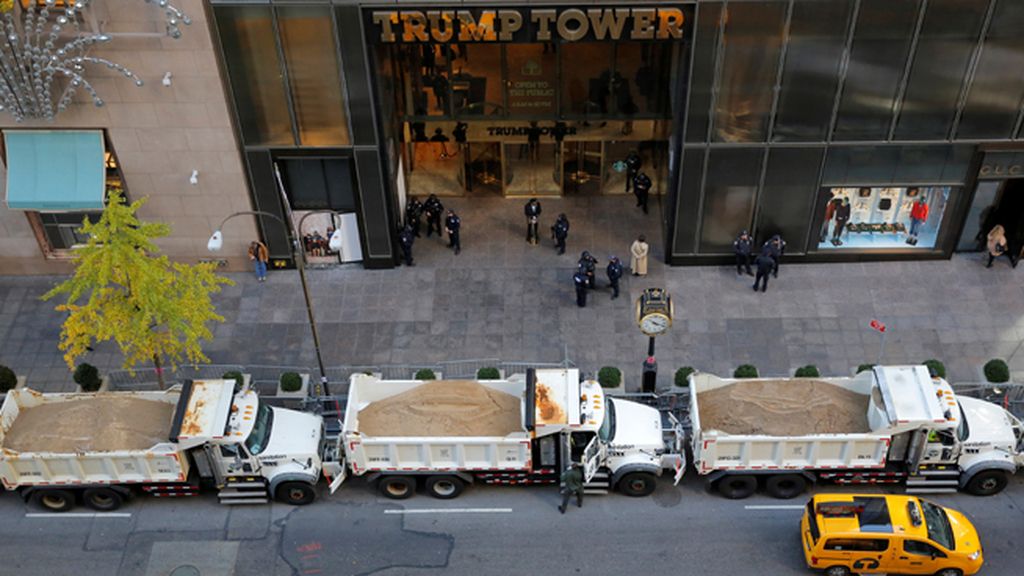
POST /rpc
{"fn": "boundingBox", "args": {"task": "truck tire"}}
[379,476,416,500]
[425,476,465,499]
[965,469,1008,496]
[84,487,124,511]
[276,481,316,505]
[765,474,807,499]
[32,489,75,512]
[824,566,851,576]
[717,475,757,499]
[617,472,657,497]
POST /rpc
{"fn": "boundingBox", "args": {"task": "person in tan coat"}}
[986,225,1014,268]
[630,235,649,276]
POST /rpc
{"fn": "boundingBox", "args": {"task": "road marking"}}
[743,505,805,510]
[25,512,132,518]
[384,508,513,515]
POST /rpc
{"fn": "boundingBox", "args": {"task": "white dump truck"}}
[688,365,1024,499]
[0,379,344,511]
[335,368,684,499]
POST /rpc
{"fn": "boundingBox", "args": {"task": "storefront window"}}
[560,42,615,116]
[615,42,676,117]
[451,44,505,116]
[815,186,950,250]
[699,148,764,252]
[506,43,557,117]
[956,0,1024,140]
[685,3,722,143]
[393,45,447,117]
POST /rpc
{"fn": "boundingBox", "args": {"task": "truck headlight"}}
[968,550,980,561]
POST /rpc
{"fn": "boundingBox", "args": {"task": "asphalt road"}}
[1,473,1022,576]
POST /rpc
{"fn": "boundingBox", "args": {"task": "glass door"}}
[504,142,561,196]
[465,142,502,195]
[563,141,603,195]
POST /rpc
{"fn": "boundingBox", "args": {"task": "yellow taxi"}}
[800,493,983,576]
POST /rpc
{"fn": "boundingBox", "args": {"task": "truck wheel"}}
[425,476,465,499]
[379,476,416,500]
[824,566,851,576]
[717,475,757,499]
[765,474,807,499]
[617,472,657,497]
[965,469,1008,496]
[32,489,75,512]
[84,487,124,511]
[276,482,316,505]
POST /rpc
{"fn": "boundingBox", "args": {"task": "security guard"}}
[524,198,542,245]
[624,150,642,193]
[398,225,415,266]
[633,171,652,214]
[606,256,624,299]
[573,270,588,308]
[578,251,598,289]
[733,230,754,276]
[423,194,444,238]
[405,196,423,238]
[444,209,461,255]
[552,213,570,255]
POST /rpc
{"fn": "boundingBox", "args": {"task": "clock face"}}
[640,313,670,336]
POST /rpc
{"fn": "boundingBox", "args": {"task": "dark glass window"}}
[712,1,787,142]
[451,44,505,117]
[772,0,853,142]
[894,0,988,140]
[757,148,825,251]
[957,0,1024,139]
[685,2,722,142]
[673,148,705,254]
[279,158,356,212]
[615,42,677,116]
[699,148,764,252]
[833,0,921,141]
[507,43,557,117]
[561,43,616,116]
[214,6,293,146]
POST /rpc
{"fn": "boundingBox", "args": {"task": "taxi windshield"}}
[920,500,954,550]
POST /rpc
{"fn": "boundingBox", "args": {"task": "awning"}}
[4,130,106,211]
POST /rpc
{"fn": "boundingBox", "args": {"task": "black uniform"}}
[753,253,774,293]
[624,151,642,193]
[405,198,423,238]
[423,195,444,237]
[578,252,598,289]
[552,215,570,255]
[762,235,786,278]
[573,271,588,307]
[524,200,542,245]
[398,227,415,266]
[445,212,461,254]
[606,258,624,299]
[633,172,652,214]
[733,233,753,276]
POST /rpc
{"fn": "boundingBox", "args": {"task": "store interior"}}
[817,186,950,250]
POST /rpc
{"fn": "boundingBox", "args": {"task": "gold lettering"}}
[458,10,497,42]
[497,10,523,42]
[587,9,629,40]
[427,11,455,43]
[557,8,589,42]
[371,11,398,43]
[1012,165,1022,176]
[657,8,685,40]
[401,11,428,42]
[632,8,656,40]
[532,9,557,41]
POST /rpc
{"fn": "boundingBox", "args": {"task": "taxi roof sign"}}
[816,502,865,517]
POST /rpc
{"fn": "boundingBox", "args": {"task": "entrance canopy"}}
[4,130,106,211]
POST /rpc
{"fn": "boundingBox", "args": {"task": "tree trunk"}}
[153,354,165,390]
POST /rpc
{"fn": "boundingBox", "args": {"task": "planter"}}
[413,370,442,380]
[277,373,310,398]
[976,365,1013,387]
[74,375,109,393]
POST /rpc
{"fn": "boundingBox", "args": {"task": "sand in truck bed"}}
[2,396,175,453]
[697,379,870,436]
[357,380,522,437]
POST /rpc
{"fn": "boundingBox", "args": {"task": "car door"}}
[898,538,948,574]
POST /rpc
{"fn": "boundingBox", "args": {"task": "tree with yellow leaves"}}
[43,191,233,389]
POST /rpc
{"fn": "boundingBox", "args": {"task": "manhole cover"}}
[169,566,201,576]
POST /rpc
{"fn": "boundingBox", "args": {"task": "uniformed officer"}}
[624,150,642,193]
[633,171,652,214]
[762,234,786,278]
[753,250,775,293]
[606,256,624,299]
[552,213,570,255]
[558,463,584,513]
[398,225,415,266]
[573,270,588,308]
[423,194,444,238]
[578,251,598,289]
[524,198,542,245]
[405,196,423,238]
[733,230,754,276]
[444,209,461,255]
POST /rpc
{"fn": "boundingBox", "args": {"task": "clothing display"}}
[817,186,950,251]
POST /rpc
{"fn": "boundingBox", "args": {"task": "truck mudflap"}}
[324,460,347,494]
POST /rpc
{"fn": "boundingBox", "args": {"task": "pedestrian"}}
[633,171,652,214]
[423,194,444,238]
[573,270,588,308]
[832,197,851,245]
[762,234,786,278]
[445,209,461,255]
[986,224,1014,268]
[606,256,623,300]
[525,198,542,245]
[552,213,570,255]
[733,230,753,276]
[752,250,774,293]
[630,235,649,276]
[624,150,642,193]
[398,225,415,266]
[578,251,598,289]
[248,240,269,282]
[405,196,423,238]
[558,462,584,513]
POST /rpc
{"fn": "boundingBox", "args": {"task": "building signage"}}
[369,7,687,44]
[978,151,1024,179]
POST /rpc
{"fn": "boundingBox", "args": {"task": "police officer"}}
[405,196,423,238]
[578,251,598,289]
[558,462,584,513]
[398,225,415,266]
[524,198,542,245]
[633,171,652,214]
[753,249,775,293]
[551,213,570,255]
[444,209,461,255]
[762,234,786,278]
[733,230,753,276]
[606,256,624,300]
[573,270,588,308]
[423,194,444,238]
[624,150,642,193]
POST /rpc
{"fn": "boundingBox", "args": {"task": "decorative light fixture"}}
[0,0,192,122]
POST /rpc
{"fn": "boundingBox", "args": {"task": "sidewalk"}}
[1,196,1022,392]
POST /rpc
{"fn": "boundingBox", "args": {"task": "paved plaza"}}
[1,196,1022,392]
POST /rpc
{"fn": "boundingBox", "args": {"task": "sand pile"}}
[2,396,175,453]
[697,379,870,436]
[358,380,522,437]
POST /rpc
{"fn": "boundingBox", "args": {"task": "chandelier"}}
[0,0,192,122]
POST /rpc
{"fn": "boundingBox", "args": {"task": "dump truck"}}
[335,368,685,499]
[0,379,345,511]
[688,365,1024,499]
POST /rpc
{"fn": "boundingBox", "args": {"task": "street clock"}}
[635,288,674,337]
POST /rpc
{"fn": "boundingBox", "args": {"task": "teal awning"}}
[4,130,106,211]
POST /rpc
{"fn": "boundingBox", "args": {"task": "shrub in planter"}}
[74,363,102,392]
[477,367,501,380]
[415,368,437,380]
[674,367,695,388]
[983,359,1011,384]
[794,365,820,378]
[856,363,876,374]
[733,364,759,379]
[280,372,304,393]
[922,359,946,379]
[598,366,622,388]
[0,365,16,393]
[222,370,245,391]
